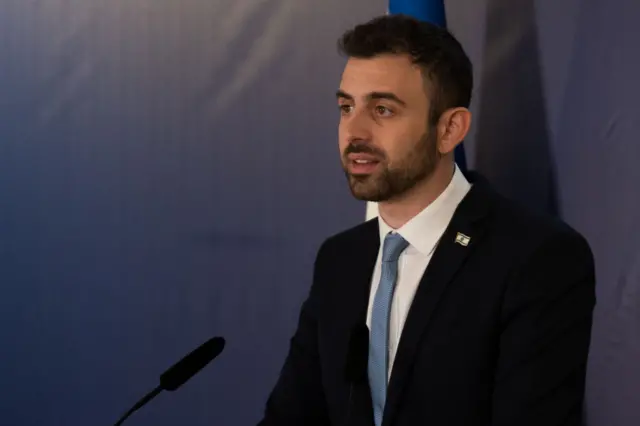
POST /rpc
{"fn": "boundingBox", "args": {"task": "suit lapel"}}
[340,219,380,426]
[342,219,381,328]
[382,178,493,426]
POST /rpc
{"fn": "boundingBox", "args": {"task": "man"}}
[258,14,595,426]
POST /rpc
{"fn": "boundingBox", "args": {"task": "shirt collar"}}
[378,163,471,255]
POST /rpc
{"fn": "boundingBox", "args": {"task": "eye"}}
[375,105,394,117]
[339,104,354,115]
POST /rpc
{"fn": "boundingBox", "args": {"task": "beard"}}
[341,129,439,202]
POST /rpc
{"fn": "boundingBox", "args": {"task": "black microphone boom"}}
[160,336,226,391]
[112,336,226,426]
[113,387,162,426]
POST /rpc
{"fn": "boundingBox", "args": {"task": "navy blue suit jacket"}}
[258,172,595,426]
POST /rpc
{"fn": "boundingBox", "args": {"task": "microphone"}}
[112,336,226,426]
[344,324,369,426]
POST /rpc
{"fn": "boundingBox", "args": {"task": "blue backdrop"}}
[1,1,638,425]
[0,1,381,424]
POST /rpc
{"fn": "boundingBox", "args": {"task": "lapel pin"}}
[455,232,471,247]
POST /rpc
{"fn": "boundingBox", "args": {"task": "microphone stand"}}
[113,385,163,426]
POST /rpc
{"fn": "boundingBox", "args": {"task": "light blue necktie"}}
[368,232,409,426]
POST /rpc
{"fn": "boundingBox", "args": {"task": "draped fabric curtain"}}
[1,1,638,425]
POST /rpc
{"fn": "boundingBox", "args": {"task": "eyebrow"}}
[336,90,407,107]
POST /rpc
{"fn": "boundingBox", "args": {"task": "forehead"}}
[339,54,426,100]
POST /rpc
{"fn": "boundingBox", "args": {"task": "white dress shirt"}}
[366,164,472,380]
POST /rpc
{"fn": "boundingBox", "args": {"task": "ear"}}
[436,107,472,155]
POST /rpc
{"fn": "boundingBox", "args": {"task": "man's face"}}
[337,54,439,202]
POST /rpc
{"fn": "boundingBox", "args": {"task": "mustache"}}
[343,143,386,159]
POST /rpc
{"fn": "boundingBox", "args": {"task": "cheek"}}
[337,131,346,151]
[378,126,426,167]
[338,122,350,150]
[375,123,415,152]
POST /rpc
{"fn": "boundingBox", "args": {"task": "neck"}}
[378,159,455,229]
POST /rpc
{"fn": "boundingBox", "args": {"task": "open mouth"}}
[348,155,381,175]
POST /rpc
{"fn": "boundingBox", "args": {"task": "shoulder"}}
[497,194,588,249]
[473,178,594,271]
[315,218,379,260]
[307,218,379,299]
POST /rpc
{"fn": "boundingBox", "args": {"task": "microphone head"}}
[159,336,225,391]
[344,324,369,383]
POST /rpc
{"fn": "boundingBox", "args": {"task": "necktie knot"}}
[382,232,409,263]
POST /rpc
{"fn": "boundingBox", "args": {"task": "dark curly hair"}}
[338,14,472,126]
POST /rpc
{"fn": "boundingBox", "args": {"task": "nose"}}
[341,109,373,144]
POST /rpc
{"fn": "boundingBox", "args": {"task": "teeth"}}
[354,160,372,164]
